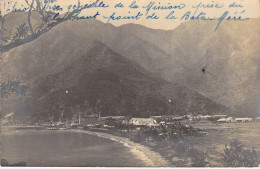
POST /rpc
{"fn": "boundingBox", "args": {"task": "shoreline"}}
[66,129,170,167]
[2,123,260,167]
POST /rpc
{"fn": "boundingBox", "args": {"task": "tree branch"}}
[1,0,100,52]
[28,0,35,35]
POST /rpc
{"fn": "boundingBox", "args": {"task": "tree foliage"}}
[1,0,99,52]
[222,139,259,167]
[13,23,30,40]
[1,80,29,98]
[1,159,27,166]
[186,148,209,167]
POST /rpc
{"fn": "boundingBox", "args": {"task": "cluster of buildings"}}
[185,114,259,123]
[187,114,260,123]
[67,113,260,130]
[1,111,260,129]
[0,112,16,126]
[216,117,259,123]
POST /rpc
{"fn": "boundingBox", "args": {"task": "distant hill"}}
[119,19,260,117]
[1,17,228,120]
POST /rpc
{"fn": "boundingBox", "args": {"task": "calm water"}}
[189,122,260,151]
[1,128,147,167]
[183,122,260,166]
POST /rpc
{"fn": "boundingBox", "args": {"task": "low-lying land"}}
[84,121,260,167]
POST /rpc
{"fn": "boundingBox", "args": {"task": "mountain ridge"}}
[2,13,257,119]
[1,31,228,120]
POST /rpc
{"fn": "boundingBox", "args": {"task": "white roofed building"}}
[129,118,156,127]
[217,117,235,123]
[235,118,252,123]
[255,117,260,122]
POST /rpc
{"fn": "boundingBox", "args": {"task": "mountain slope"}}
[1,19,228,119]
[119,19,260,116]
[28,42,227,120]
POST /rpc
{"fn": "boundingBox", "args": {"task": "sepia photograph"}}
[0,0,260,167]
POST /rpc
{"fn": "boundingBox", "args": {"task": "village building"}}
[234,118,252,123]
[217,117,235,123]
[149,116,162,123]
[255,117,260,122]
[217,118,228,123]
[161,115,186,122]
[213,115,227,118]
[189,116,200,121]
[100,116,125,121]
[129,118,156,127]
[196,115,212,121]
[150,116,162,118]
[171,116,186,121]
[150,116,162,120]
[204,115,227,121]
[0,112,15,126]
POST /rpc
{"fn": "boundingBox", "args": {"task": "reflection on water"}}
[1,128,146,167]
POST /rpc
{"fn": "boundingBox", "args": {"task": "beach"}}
[71,129,170,167]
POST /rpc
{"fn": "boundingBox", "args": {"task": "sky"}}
[0,0,260,30]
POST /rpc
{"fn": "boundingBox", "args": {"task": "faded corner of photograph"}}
[0,0,260,167]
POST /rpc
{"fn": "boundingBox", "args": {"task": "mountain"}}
[29,42,226,120]
[1,17,227,120]
[4,15,255,117]
[119,19,260,117]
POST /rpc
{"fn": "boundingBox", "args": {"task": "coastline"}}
[67,129,170,167]
[3,123,260,167]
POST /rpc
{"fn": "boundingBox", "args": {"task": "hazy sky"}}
[1,0,260,29]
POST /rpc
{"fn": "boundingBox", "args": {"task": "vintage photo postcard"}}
[0,0,259,167]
